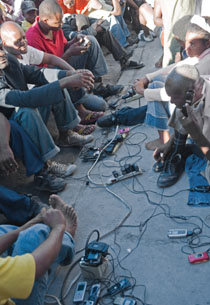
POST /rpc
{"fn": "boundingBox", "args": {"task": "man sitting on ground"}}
[0,197,77,305]
[1,21,100,135]
[0,42,95,166]
[26,0,122,107]
[153,64,210,188]
[61,13,144,73]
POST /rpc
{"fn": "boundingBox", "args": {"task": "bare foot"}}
[49,195,77,237]
[145,138,163,151]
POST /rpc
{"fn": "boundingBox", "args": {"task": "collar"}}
[199,48,210,59]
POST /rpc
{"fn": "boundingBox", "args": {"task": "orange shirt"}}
[57,0,89,15]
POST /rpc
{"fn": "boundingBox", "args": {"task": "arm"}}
[32,209,66,278]
[1,82,66,109]
[111,0,122,15]
[0,209,66,279]
[126,0,139,10]
[42,53,75,71]
[153,0,163,27]
[0,113,18,175]
[87,0,103,10]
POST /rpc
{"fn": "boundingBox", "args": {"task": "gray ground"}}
[1,35,210,305]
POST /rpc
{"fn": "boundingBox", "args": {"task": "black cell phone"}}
[182,89,194,117]
[107,278,132,296]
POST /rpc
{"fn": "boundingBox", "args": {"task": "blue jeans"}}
[67,35,108,78]
[0,224,75,305]
[9,120,43,176]
[0,185,43,225]
[108,15,129,47]
[114,105,147,125]
[11,90,79,162]
[185,154,210,206]
[145,75,170,131]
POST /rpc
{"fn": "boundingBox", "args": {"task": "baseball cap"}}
[21,1,38,14]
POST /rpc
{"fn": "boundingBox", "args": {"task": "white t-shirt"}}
[18,45,44,66]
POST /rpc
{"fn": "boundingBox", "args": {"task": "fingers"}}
[0,158,18,175]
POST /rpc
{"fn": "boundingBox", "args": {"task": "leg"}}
[108,15,129,47]
[96,30,127,62]
[11,108,60,162]
[145,78,170,150]
[9,120,44,177]
[39,89,80,131]
[0,187,34,225]
[67,35,108,78]
[77,93,107,112]
[157,130,187,188]
[11,224,75,305]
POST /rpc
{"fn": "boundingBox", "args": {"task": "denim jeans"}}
[0,186,39,225]
[67,35,108,78]
[108,15,129,47]
[9,120,44,176]
[145,75,170,131]
[11,89,79,162]
[185,154,210,206]
[0,224,75,305]
[114,105,147,125]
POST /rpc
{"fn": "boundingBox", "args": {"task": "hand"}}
[133,77,149,95]
[153,140,173,162]
[65,40,89,57]
[0,146,18,175]
[133,80,145,95]
[61,71,94,90]
[42,208,66,229]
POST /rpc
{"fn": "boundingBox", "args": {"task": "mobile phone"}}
[114,296,136,305]
[167,229,188,238]
[88,284,100,304]
[188,252,209,264]
[107,278,132,296]
[81,37,89,47]
[182,89,194,117]
[73,281,87,303]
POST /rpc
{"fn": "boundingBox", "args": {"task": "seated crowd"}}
[0,0,209,304]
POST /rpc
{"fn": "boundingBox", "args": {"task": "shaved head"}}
[0,21,28,56]
[166,65,199,95]
[1,21,23,40]
[165,65,202,108]
[39,0,62,19]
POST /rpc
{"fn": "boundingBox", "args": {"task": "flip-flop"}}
[73,124,96,135]
[80,111,104,125]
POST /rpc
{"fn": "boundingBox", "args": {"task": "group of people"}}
[0,0,210,304]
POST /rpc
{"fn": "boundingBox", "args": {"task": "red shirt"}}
[26,17,68,66]
[57,0,89,15]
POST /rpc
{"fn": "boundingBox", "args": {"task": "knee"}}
[148,81,164,89]
[16,108,41,124]
[87,35,100,49]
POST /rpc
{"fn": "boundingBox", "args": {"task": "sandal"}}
[73,124,96,135]
[80,111,104,125]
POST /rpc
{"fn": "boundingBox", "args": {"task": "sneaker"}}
[47,160,77,178]
[93,84,124,99]
[97,113,119,128]
[138,30,154,42]
[157,153,185,188]
[121,60,144,71]
[34,172,67,192]
[58,130,94,148]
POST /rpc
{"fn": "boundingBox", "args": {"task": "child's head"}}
[21,1,38,24]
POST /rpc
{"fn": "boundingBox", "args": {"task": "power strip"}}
[106,169,143,185]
